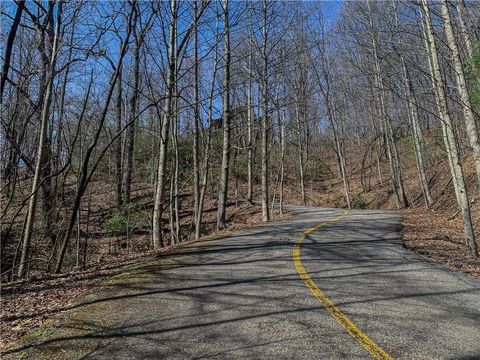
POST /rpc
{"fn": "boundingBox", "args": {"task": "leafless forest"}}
[1,0,480,286]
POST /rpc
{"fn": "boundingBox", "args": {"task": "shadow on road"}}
[4,208,480,359]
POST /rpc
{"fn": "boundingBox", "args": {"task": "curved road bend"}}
[13,207,480,359]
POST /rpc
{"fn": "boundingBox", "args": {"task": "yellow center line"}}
[293,210,393,360]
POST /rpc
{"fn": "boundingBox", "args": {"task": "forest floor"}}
[402,207,480,279]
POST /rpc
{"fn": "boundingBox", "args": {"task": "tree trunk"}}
[441,0,480,195]
[18,2,62,277]
[115,61,123,209]
[192,0,200,235]
[55,8,134,273]
[279,106,285,215]
[195,25,219,240]
[330,107,351,209]
[53,24,76,218]
[261,0,270,222]
[217,0,231,230]
[173,86,180,243]
[169,106,180,245]
[124,6,140,204]
[367,0,407,208]
[0,0,24,102]
[398,49,433,208]
[246,40,254,204]
[295,102,306,206]
[421,0,478,256]
[153,0,177,249]
[455,1,473,58]
[40,2,56,249]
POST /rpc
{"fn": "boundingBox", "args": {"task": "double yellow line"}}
[293,210,393,360]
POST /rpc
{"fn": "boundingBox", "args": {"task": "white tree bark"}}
[441,0,480,194]
[455,1,473,57]
[422,0,478,256]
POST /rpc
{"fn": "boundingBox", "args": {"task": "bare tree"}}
[217,0,231,229]
[55,5,135,273]
[440,0,480,195]
[152,0,177,249]
[192,0,201,238]
[260,0,270,221]
[421,0,477,256]
[0,0,25,102]
[367,0,408,209]
[18,1,63,277]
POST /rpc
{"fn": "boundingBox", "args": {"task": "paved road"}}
[13,207,480,359]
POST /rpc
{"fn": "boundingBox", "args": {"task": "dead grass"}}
[402,206,480,280]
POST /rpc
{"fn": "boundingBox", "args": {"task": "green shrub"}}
[104,212,128,236]
[351,195,367,209]
[129,210,151,233]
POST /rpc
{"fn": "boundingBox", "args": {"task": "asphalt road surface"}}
[13,207,480,359]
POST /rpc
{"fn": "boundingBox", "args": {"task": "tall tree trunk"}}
[246,38,254,204]
[171,104,180,244]
[455,1,473,58]
[195,24,219,240]
[367,0,407,208]
[53,23,76,218]
[55,8,134,273]
[173,69,180,243]
[279,105,285,215]
[196,101,214,241]
[196,109,213,240]
[18,2,62,277]
[295,102,306,206]
[217,0,231,230]
[40,2,56,249]
[260,0,270,221]
[397,49,433,208]
[124,5,140,204]
[441,0,480,195]
[192,0,200,235]
[330,107,350,209]
[421,0,478,256]
[115,61,123,209]
[153,0,177,249]
[0,0,24,102]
